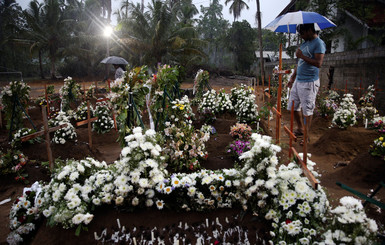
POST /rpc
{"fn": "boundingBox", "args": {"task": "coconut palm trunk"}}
[256,0,264,83]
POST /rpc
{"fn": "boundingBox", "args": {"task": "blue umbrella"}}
[264,11,336,33]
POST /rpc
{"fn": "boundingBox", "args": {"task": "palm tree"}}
[224,0,249,22]
[117,0,205,68]
[24,0,46,78]
[24,0,70,79]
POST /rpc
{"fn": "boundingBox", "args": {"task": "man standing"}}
[287,23,326,145]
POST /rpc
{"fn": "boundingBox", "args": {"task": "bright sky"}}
[16,0,291,28]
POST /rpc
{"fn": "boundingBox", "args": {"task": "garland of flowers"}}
[0,81,31,130]
[73,101,94,122]
[332,93,358,129]
[7,182,42,245]
[357,85,378,124]
[108,66,150,146]
[163,96,208,171]
[0,149,29,182]
[192,69,210,104]
[59,77,82,112]
[92,101,114,134]
[150,65,181,132]
[198,89,218,124]
[216,89,234,114]
[230,84,259,123]
[316,90,339,118]
[11,128,40,148]
[48,111,77,144]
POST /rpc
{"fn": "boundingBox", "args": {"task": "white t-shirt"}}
[115,67,124,79]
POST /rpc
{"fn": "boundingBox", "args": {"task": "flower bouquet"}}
[332,93,358,129]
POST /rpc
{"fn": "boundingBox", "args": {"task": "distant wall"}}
[265,46,385,111]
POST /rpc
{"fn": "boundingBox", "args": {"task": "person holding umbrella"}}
[287,23,326,145]
[113,64,125,79]
[100,56,129,80]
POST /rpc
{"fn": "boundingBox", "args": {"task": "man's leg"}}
[294,110,303,134]
[303,114,313,143]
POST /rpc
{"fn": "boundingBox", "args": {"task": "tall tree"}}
[116,0,205,68]
[197,0,230,68]
[227,20,256,73]
[255,0,264,82]
[224,0,249,22]
[0,0,27,75]
[24,0,46,78]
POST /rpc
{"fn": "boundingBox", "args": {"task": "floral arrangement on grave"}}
[0,81,30,130]
[320,196,378,244]
[316,90,339,118]
[85,85,95,99]
[0,149,29,182]
[163,96,209,171]
[332,93,358,129]
[270,66,293,100]
[264,159,329,244]
[369,136,385,161]
[192,69,209,104]
[73,101,94,122]
[48,111,77,144]
[358,84,375,106]
[11,127,40,148]
[38,157,107,235]
[92,100,114,134]
[200,124,217,135]
[108,66,150,146]
[226,140,251,159]
[7,182,42,244]
[59,77,82,112]
[369,116,385,134]
[198,89,218,124]
[9,127,381,242]
[230,84,259,123]
[357,85,378,124]
[149,64,181,131]
[35,85,61,118]
[216,89,234,114]
[227,123,253,160]
[238,133,282,213]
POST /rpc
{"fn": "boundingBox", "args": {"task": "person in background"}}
[287,23,326,146]
[113,64,125,79]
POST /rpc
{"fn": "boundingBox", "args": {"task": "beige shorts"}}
[287,79,320,116]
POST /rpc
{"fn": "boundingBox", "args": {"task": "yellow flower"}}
[380,137,384,141]
[179,105,185,110]
[382,142,385,147]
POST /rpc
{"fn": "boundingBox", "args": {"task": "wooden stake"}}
[44,84,50,118]
[303,116,308,165]
[42,106,54,171]
[345,80,348,94]
[291,147,319,189]
[276,43,283,144]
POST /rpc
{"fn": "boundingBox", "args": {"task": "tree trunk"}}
[50,55,56,79]
[39,49,45,79]
[256,0,265,83]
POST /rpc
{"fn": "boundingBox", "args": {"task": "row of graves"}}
[0,63,384,244]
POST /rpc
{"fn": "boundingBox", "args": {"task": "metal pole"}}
[106,37,110,79]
